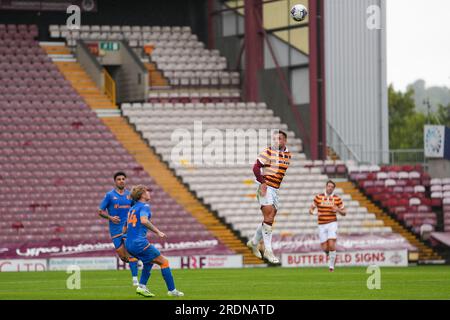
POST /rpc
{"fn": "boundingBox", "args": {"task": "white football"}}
[290,4,308,22]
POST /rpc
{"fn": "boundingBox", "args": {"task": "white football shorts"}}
[257,185,279,210]
[318,221,338,243]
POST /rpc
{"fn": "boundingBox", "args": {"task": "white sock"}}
[132,276,138,282]
[251,223,263,245]
[329,251,336,269]
[262,223,273,252]
[139,284,146,289]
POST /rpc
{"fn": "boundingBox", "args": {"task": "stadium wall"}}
[324,0,388,165]
[76,40,104,89]
[114,41,148,103]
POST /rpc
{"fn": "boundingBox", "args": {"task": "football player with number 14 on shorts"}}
[124,185,184,298]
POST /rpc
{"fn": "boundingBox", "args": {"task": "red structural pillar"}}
[308,0,326,160]
[244,0,264,102]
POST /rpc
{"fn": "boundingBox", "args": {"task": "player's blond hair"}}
[130,185,148,201]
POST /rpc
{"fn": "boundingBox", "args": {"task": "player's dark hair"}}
[277,130,287,139]
[114,171,127,180]
[326,180,336,188]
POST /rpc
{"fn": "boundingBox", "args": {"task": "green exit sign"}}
[99,42,120,51]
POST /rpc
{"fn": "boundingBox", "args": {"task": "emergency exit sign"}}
[99,42,120,51]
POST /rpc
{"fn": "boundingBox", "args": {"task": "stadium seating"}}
[49,24,240,89]
[43,23,415,256]
[50,25,197,47]
[0,26,233,256]
[123,102,394,241]
[148,89,241,103]
[430,179,450,232]
[349,164,440,235]
[301,159,350,176]
[444,198,450,232]
[429,178,450,207]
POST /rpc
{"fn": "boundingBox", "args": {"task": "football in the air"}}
[290,4,308,22]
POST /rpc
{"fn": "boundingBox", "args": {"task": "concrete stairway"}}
[145,62,169,88]
[41,43,117,109]
[55,60,116,109]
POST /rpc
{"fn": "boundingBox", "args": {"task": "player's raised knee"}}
[117,251,129,262]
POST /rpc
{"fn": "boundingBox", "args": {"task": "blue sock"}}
[139,263,153,286]
[129,259,138,277]
[161,267,175,291]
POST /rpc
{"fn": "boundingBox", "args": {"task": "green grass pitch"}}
[0,266,449,300]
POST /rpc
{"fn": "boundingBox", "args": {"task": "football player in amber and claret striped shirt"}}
[309,180,346,272]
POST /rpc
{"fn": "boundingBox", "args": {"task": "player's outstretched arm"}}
[253,160,267,196]
[309,204,316,215]
[140,216,166,238]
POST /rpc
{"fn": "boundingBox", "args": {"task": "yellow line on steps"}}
[145,62,169,87]
[40,45,72,55]
[336,182,443,261]
[52,59,117,110]
[101,117,264,265]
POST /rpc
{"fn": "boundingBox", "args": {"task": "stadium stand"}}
[429,178,450,251]
[346,164,445,260]
[147,89,241,103]
[122,102,411,257]
[299,159,349,177]
[444,197,450,232]
[0,24,234,258]
[38,23,444,262]
[50,24,240,90]
[349,165,437,234]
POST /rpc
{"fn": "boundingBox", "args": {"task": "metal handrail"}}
[103,69,116,106]
[326,121,361,163]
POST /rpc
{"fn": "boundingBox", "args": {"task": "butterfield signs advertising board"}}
[282,250,408,267]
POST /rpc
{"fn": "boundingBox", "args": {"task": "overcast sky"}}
[387,0,450,91]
